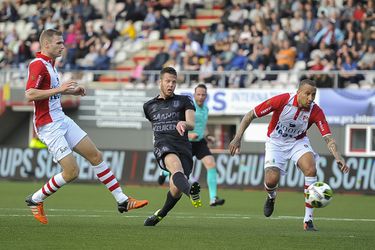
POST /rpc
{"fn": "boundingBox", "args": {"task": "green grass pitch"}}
[0,181,374,250]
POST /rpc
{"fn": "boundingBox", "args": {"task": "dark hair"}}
[39,29,62,44]
[194,83,207,92]
[298,79,316,89]
[160,67,177,78]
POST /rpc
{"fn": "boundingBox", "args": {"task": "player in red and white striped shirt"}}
[229,79,350,231]
[24,29,148,224]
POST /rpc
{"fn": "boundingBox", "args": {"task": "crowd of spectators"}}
[1,0,375,88]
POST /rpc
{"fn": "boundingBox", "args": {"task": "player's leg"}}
[73,135,148,212]
[263,142,287,217]
[263,167,280,217]
[297,152,318,231]
[145,153,187,226]
[157,169,170,185]
[26,125,76,224]
[164,153,191,196]
[201,155,225,206]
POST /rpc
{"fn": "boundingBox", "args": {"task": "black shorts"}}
[191,139,212,160]
[154,140,193,177]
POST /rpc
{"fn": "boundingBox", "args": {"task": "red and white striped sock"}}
[93,161,128,203]
[32,173,67,202]
[304,176,317,222]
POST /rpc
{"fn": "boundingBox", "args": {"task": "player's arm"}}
[62,81,86,96]
[176,109,195,136]
[312,106,350,174]
[228,110,257,156]
[324,135,350,173]
[25,80,79,101]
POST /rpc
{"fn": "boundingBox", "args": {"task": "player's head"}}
[297,79,317,109]
[159,67,177,99]
[39,29,64,59]
[194,84,207,107]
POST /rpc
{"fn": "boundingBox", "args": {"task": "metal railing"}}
[1,68,374,89]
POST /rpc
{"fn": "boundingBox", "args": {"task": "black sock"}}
[172,172,190,196]
[158,191,181,217]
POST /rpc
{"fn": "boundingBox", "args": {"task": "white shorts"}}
[36,116,87,162]
[264,137,319,175]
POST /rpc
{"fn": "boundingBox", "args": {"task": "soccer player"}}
[24,29,148,224]
[228,79,350,231]
[143,67,201,226]
[158,84,225,206]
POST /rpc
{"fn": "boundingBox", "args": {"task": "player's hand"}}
[206,135,216,144]
[73,85,86,96]
[176,121,186,136]
[228,137,241,156]
[60,80,77,93]
[336,159,350,174]
[188,133,198,140]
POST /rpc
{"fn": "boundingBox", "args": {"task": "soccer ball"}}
[306,182,333,208]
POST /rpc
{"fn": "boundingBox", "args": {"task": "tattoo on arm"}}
[235,110,256,139]
[324,135,342,160]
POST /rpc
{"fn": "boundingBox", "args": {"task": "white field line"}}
[0,208,374,222]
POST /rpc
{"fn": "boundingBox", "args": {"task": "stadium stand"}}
[0,0,374,88]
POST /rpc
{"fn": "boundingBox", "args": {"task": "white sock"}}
[304,176,317,222]
[264,183,277,199]
[32,173,66,202]
[93,161,128,203]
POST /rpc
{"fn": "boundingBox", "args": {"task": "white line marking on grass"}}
[0,211,374,222]
[277,215,375,222]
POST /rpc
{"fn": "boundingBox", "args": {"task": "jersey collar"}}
[156,93,175,100]
[36,52,55,66]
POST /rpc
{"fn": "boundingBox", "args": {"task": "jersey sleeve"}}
[26,60,47,90]
[310,105,331,137]
[254,93,290,117]
[143,102,151,121]
[184,95,196,111]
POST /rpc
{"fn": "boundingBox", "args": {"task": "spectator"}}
[169,0,187,28]
[290,11,304,35]
[313,19,344,49]
[199,56,215,83]
[120,20,137,40]
[94,48,110,70]
[154,9,170,39]
[82,0,99,21]
[304,10,318,40]
[275,39,297,70]
[142,7,156,33]
[358,45,375,70]
[338,54,364,87]
[144,46,169,71]
[0,1,19,22]
[227,4,245,27]
[77,45,98,70]
[295,31,310,61]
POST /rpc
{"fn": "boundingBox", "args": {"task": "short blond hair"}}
[39,29,62,46]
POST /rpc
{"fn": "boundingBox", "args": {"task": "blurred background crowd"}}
[1,0,374,88]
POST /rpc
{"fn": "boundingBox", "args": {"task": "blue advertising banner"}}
[314,89,375,125]
[1,147,374,194]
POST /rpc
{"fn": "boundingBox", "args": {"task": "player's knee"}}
[304,167,317,177]
[63,167,80,182]
[90,150,103,166]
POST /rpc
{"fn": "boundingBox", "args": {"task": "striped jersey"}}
[254,93,331,146]
[26,52,64,128]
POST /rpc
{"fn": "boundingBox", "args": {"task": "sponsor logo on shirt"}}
[59,146,68,154]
